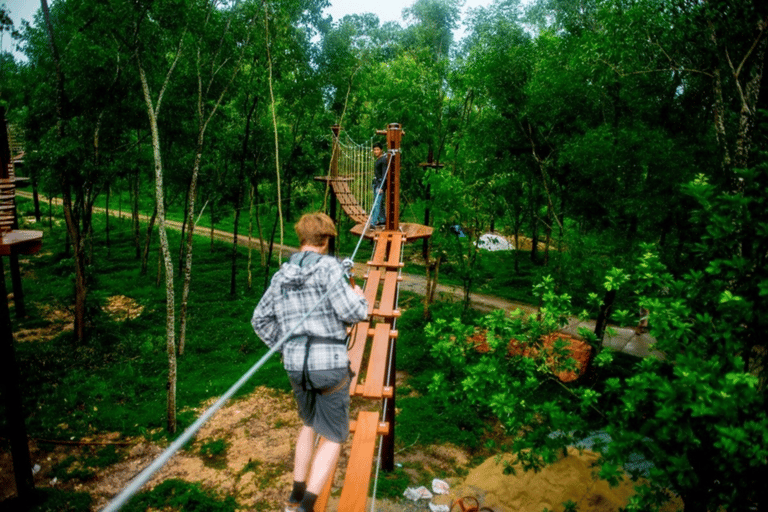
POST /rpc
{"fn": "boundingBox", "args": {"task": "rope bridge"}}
[336,130,375,216]
[316,127,374,226]
[319,125,433,242]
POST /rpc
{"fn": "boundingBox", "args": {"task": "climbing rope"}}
[101,148,396,512]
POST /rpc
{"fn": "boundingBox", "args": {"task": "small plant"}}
[198,438,229,469]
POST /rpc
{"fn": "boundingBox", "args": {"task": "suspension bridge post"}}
[380,123,402,232]
[1,107,41,504]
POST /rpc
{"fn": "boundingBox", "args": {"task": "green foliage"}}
[0,488,93,512]
[122,479,238,512]
[425,154,768,511]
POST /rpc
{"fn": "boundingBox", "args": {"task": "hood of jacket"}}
[272,251,328,290]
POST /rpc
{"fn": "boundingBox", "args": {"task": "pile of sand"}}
[437,448,682,512]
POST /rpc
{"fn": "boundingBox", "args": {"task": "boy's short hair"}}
[373,142,383,150]
[295,212,337,247]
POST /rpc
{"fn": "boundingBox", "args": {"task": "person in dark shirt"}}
[370,142,388,227]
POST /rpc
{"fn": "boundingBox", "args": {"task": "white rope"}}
[336,131,374,212]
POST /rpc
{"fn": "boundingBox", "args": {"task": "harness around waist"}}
[289,335,347,346]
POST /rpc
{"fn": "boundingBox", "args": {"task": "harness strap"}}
[291,335,347,391]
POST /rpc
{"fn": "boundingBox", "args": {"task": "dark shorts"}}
[287,367,352,443]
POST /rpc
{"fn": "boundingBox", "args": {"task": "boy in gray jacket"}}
[252,212,368,512]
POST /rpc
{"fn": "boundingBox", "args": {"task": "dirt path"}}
[18,191,538,316]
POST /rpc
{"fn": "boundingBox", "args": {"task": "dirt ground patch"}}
[103,295,144,322]
[2,385,682,512]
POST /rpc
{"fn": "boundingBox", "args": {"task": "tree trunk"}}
[137,53,181,433]
[41,0,87,342]
[31,167,41,222]
[141,205,157,276]
[248,185,255,290]
[230,187,241,296]
[105,184,110,255]
[133,164,141,260]
[178,140,204,356]
[263,214,280,291]
[594,289,616,346]
[178,181,190,273]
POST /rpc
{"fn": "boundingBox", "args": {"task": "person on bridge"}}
[370,142,388,227]
[251,212,368,512]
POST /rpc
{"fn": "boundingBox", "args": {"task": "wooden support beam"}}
[347,322,369,392]
[363,323,394,399]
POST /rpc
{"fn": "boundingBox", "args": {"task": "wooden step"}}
[314,413,389,512]
[349,323,395,399]
[337,411,382,512]
[368,231,406,269]
[363,270,402,318]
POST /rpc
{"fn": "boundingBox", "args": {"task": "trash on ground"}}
[403,486,433,501]
[431,478,450,494]
[476,233,514,251]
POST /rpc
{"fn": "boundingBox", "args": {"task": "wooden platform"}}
[0,230,44,256]
[350,223,433,241]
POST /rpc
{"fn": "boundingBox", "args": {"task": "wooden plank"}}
[363,269,381,317]
[337,411,380,512]
[347,322,369,393]
[372,271,400,318]
[363,323,393,399]
[368,232,405,269]
[350,419,390,436]
[329,180,369,224]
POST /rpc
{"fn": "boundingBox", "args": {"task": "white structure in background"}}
[476,233,515,251]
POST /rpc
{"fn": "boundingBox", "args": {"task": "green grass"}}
[6,199,289,443]
[121,479,238,512]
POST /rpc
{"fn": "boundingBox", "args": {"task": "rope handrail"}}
[100,150,394,512]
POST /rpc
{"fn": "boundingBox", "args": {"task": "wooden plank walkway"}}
[314,176,369,225]
[314,230,407,512]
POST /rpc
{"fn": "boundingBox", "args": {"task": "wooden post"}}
[0,107,43,503]
[331,125,341,178]
[381,332,396,472]
[0,258,36,502]
[377,124,402,232]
